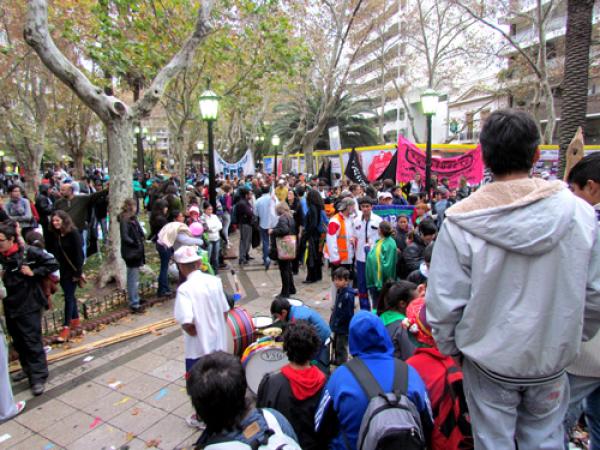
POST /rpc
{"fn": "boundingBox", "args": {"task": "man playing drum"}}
[173,245,231,428]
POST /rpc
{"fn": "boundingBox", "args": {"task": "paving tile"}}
[125,352,169,372]
[138,414,197,450]
[118,374,169,401]
[68,423,129,450]
[96,365,143,388]
[144,384,189,413]
[0,420,32,449]
[172,400,195,420]
[9,434,63,450]
[57,380,114,409]
[15,399,77,433]
[174,429,202,450]
[152,339,184,358]
[149,359,185,382]
[37,411,97,447]
[109,403,167,436]
[79,390,139,421]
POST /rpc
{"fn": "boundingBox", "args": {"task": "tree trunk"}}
[98,119,134,288]
[558,0,595,178]
[22,144,43,194]
[73,151,85,178]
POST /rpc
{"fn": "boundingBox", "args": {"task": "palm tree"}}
[558,0,595,178]
[272,92,378,152]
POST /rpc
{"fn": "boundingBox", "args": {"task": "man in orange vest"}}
[325,197,356,278]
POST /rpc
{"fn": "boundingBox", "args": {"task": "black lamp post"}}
[271,134,280,177]
[199,85,220,210]
[421,89,439,198]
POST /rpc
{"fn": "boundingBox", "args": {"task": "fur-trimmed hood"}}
[444,178,572,255]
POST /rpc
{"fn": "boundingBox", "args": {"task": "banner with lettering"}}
[396,135,484,188]
[344,148,368,186]
[214,150,255,177]
[372,204,414,226]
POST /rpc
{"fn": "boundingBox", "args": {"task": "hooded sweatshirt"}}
[257,365,326,450]
[315,311,432,450]
[426,178,600,384]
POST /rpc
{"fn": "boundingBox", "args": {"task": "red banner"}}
[396,135,484,188]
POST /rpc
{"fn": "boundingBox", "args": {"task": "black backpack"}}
[344,358,425,450]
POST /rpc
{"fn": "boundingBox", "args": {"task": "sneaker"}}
[11,371,28,383]
[186,413,206,429]
[130,305,145,314]
[56,326,70,343]
[14,400,26,416]
[31,383,45,396]
[70,318,82,329]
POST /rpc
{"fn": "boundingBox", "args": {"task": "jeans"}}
[207,240,220,273]
[356,260,370,310]
[565,374,600,450]
[156,242,172,295]
[369,287,381,311]
[333,333,349,366]
[221,212,231,244]
[239,224,252,263]
[0,331,17,420]
[260,227,270,266]
[278,259,296,297]
[80,228,88,260]
[99,217,109,242]
[127,266,140,308]
[60,277,79,326]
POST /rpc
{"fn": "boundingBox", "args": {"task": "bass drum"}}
[226,307,256,357]
[242,339,288,394]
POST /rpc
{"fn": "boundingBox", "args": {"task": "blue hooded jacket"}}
[315,311,432,450]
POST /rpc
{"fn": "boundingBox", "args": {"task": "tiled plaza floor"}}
[1,250,332,450]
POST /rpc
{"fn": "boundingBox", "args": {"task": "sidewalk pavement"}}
[0,253,333,450]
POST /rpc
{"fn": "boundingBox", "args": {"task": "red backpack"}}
[408,348,473,450]
[433,357,474,450]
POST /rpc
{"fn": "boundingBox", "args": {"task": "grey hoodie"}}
[426,178,600,384]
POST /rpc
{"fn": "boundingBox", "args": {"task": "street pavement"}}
[0,253,333,450]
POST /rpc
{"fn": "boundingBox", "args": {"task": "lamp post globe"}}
[199,87,220,209]
[420,88,440,198]
[271,135,280,177]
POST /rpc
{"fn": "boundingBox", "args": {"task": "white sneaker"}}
[186,413,205,429]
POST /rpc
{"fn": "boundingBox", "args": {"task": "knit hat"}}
[174,245,202,264]
[402,298,435,347]
[336,197,355,212]
[188,206,200,215]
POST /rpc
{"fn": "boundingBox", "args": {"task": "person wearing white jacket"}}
[202,202,223,273]
[426,110,600,450]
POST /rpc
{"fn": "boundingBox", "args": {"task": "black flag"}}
[344,148,368,186]
[376,151,398,182]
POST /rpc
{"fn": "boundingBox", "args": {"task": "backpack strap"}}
[392,358,409,398]
[345,357,384,399]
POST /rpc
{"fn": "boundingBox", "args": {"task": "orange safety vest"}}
[336,213,350,262]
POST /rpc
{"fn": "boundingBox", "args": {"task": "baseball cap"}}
[378,192,392,200]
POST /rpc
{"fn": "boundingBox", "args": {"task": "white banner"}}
[214,150,255,176]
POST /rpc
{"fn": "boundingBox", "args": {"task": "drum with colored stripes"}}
[226,307,256,356]
[241,339,288,393]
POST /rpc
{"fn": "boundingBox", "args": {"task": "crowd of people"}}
[0,109,599,450]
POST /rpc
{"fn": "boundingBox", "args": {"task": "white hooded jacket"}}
[426,178,600,384]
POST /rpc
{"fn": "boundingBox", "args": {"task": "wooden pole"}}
[9,318,177,372]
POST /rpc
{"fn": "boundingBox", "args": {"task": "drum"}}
[242,340,288,393]
[226,307,256,356]
[252,315,274,330]
[288,298,304,307]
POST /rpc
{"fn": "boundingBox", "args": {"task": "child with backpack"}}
[406,299,474,450]
[329,267,355,366]
[377,280,418,360]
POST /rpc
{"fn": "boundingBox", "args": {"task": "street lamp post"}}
[199,85,220,210]
[196,140,205,174]
[421,89,440,198]
[271,134,280,177]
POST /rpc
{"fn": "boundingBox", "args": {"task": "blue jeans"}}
[99,217,109,242]
[80,229,88,260]
[221,212,231,243]
[369,288,381,311]
[260,227,270,266]
[356,261,370,310]
[60,277,79,326]
[565,374,600,450]
[156,242,172,295]
[127,266,140,308]
[207,240,220,273]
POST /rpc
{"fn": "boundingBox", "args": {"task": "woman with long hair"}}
[303,189,324,283]
[47,210,84,342]
[286,189,304,275]
[119,198,146,313]
[269,202,297,298]
[149,199,172,297]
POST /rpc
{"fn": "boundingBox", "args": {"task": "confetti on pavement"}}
[108,380,123,390]
[154,388,168,400]
[113,396,131,406]
[0,434,11,444]
[43,444,55,450]
[89,417,102,429]
[83,356,94,362]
